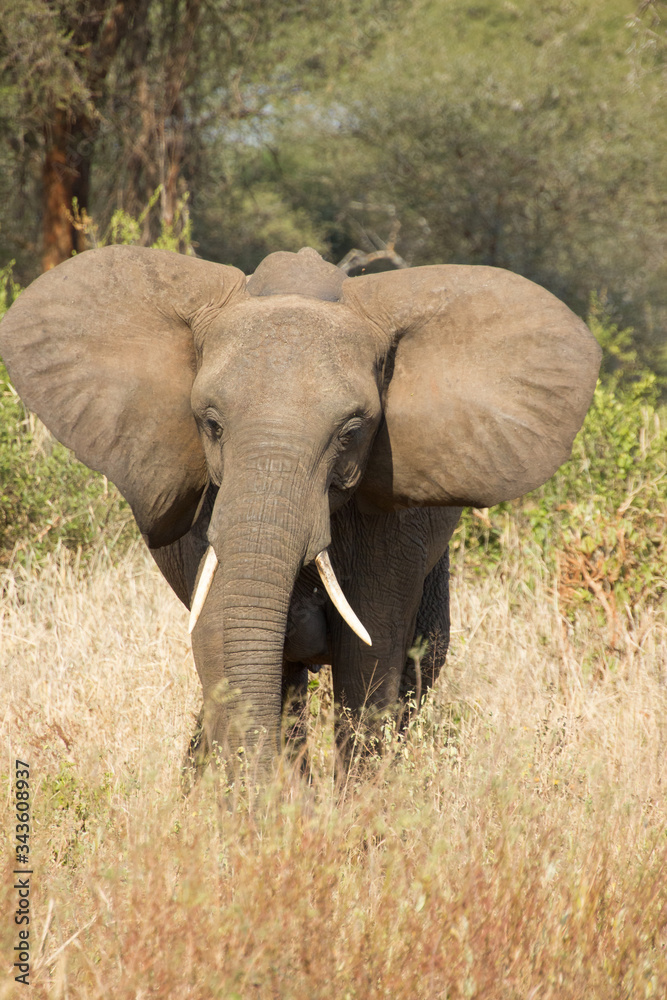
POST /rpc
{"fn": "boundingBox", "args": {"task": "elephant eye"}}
[205,417,223,440]
[338,417,364,447]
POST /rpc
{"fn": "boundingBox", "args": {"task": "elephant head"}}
[0,245,601,764]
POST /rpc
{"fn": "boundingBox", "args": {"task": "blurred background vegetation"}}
[0,0,665,627]
[1,0,664,368]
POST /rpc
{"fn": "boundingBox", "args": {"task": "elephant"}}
[0,245,601,778]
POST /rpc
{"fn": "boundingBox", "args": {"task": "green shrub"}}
[0,361,137,566]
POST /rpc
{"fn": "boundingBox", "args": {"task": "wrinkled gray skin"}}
[0,246,602,779]
[156,480,459,774]
[150,288,461,771]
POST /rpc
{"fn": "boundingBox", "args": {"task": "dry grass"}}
[2,541,667,998]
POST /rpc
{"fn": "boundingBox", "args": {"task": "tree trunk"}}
[121,0,201,249]
[42,109,95,271]
[39,1,146,270]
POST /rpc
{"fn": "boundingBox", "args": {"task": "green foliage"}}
[0,361,136,566]
[82,186,195,254]
[0,0,406,279]
[588,292,645,385]
[41,760,115,866]
[195,184,330,274]
[0,260,21,318]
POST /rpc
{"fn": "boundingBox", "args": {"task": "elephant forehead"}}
[193,297,381,420]
[203,296,376,363]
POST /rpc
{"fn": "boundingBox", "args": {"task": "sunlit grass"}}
[1,541,667,998]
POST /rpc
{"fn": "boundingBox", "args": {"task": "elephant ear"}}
[343,265,601,510]
[0,245,246,546]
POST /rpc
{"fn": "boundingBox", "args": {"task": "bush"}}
[0,360,136,566]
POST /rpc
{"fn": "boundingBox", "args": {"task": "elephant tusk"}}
[315,549,372,647]
[188,546,219,634]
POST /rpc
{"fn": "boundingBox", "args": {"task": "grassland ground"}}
[1,539,667,998]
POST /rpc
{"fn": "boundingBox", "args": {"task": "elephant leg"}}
[328,501,459,770]
[399,547,452,707]
[328,504,429,768]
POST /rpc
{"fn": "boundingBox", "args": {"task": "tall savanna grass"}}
[1,517,666,997]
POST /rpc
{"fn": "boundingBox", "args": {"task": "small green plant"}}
[41,761,114,866]
[0,260,21,319]
[81,186,194,255]
[587,291,641,384]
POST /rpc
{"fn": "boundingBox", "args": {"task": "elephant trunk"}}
[194,438,328,772]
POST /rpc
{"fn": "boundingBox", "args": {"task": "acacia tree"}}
[0,0,401,275]
[0,0,210,269]
[100,0,203,247]
[1,0,149,270]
